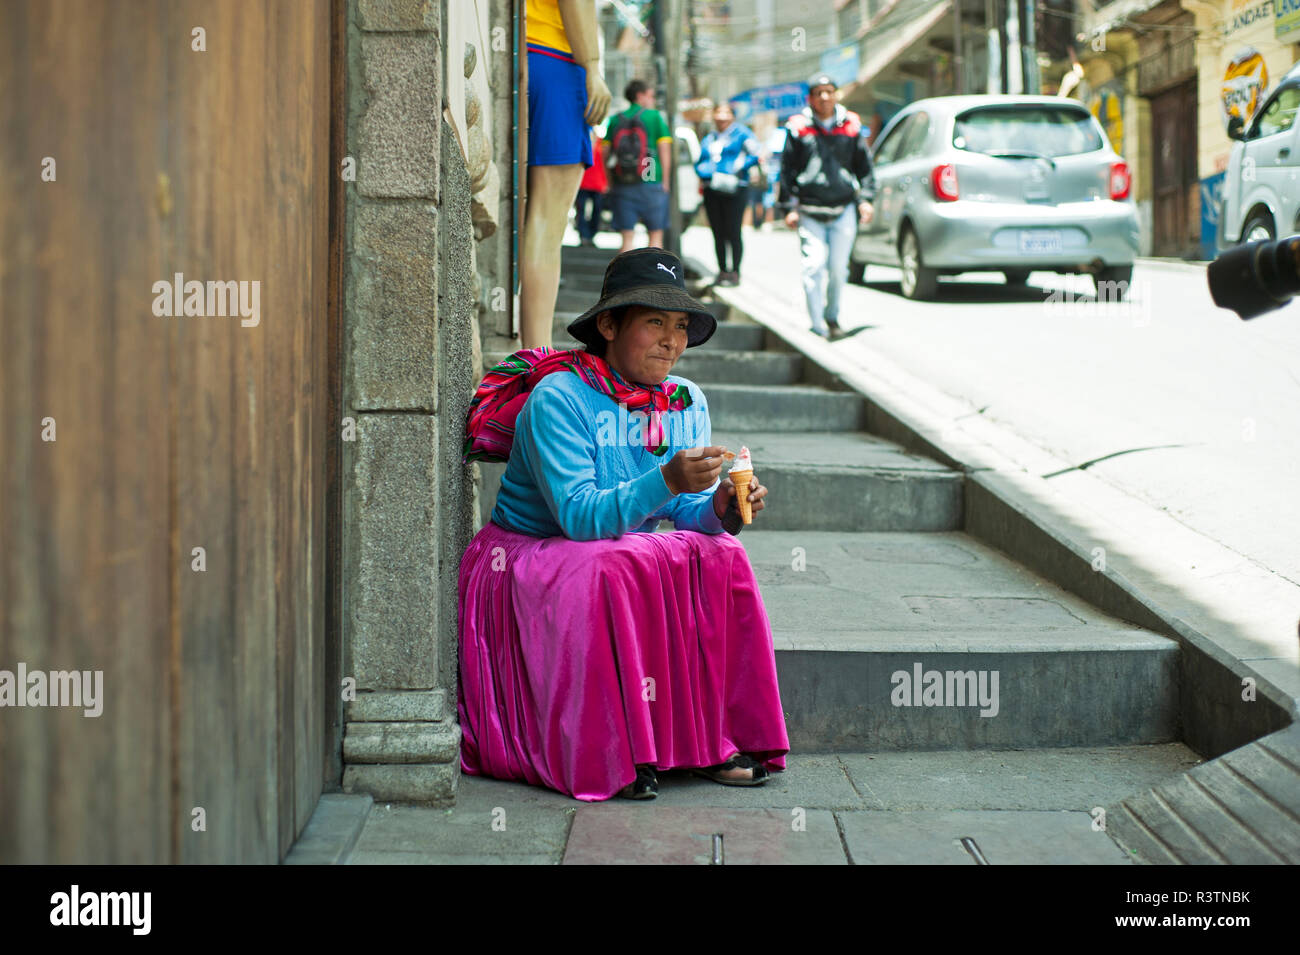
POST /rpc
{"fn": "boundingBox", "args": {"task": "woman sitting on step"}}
[459,248,789,801]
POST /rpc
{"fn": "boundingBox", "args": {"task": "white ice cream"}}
[729,446,753,474]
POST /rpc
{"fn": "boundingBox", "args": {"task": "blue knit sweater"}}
[491,371,726,540]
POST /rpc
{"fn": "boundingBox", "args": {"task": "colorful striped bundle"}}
[463,347,694,463]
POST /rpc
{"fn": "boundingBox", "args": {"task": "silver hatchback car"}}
[850,95,1140,299]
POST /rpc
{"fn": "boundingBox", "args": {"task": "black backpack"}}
[608,110,650,185]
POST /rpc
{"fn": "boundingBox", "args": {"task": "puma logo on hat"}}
[657,263,677,278]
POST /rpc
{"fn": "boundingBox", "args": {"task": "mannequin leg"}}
[521,162,584,349]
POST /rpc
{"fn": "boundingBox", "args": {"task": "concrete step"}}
[560,245,713,278]
[1105,722,1300,863]
[550,313,765,353]
[670,350,803,385]
[556,281,713,314]
[485,346,798,387]
[702,323,766,351]
[738,530,1180,752]
[711,431,962,531]
[707,383,865,432]
[475,432,962,534]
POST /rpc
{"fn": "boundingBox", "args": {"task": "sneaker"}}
[826,321,843,341]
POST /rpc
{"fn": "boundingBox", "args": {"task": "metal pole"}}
[1022,0,1039,94]
[953,0,965,94]
[1006,0,1023,94]
[986,0,1001,94]
[661,0,683,256]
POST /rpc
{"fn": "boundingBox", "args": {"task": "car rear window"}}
[953,106,1104,158]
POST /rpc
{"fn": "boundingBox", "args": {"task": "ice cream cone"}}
[731,469,754,524]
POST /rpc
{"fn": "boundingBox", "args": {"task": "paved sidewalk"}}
[336,746,1201,864]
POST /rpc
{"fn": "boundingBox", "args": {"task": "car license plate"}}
[1019,230,1062,254]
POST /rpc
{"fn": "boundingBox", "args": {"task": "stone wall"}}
[339,0,510,804]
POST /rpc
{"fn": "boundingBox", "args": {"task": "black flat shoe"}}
[618,764,658,800]
[690,754,770,787]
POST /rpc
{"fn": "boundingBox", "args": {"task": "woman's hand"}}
[713,474,767,520]
[660,446,727,495]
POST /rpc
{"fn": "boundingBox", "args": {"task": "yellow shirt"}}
[526,0,572,55]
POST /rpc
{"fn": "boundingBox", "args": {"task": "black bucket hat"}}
[567,248,717,349]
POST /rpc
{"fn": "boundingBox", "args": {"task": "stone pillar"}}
[341,0,466,804]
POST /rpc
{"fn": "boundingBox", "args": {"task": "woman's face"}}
[598,306,690,385]
[713,106,733,132]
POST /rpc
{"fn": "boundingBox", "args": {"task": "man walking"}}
[603,79,673,252]
[779,73,875,339]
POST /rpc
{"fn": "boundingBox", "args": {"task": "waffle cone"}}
[731,469,754,524]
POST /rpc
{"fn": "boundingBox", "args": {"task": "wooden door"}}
[1150,80,1199,257]
[0,0,338,863]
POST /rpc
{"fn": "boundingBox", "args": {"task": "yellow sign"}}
[1221,47,1269,128]
[1089,89,1124,156]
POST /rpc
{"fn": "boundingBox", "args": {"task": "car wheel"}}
[1093,265,1133,302]
[899,228,937,300]
[848,259,866,285]
[1004,269,1031,286]
[1242,212,1275,244]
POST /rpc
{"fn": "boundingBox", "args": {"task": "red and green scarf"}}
[463,347,693,463]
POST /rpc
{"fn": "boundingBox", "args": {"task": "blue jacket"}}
[492,371,725,541]
[695,122,760,185]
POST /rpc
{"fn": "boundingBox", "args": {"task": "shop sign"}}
[729,83,809,122]
[819,42,860,89]
[1221,46,1270,129]
[1277,0,1300,40]
[1223,0,1275,35]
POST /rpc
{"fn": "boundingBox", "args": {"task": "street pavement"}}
[684,224,1300,588]
[329,745,1200,864]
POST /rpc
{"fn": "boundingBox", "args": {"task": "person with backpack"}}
[603,80,674,252]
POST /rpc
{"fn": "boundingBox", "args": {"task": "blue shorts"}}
[527,47,593,167]
[609,181,670,232]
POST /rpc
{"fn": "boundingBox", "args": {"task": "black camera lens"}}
[1208,235,1300,320]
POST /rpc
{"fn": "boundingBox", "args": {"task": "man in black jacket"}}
[779,74,875,340]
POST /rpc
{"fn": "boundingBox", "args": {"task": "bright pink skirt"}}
[457,521,789,801]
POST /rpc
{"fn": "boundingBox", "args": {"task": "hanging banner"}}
[729,83,810,123]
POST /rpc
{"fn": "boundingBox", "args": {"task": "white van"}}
[1220,61,1300,246]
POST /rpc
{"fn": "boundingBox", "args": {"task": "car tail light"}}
[1109,161,1131,200]
[930,164,961,203]
[932,163,959,202]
